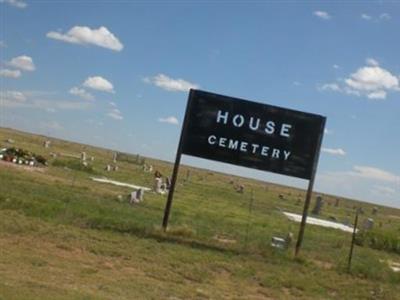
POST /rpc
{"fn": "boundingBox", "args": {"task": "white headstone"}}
[130,189,144,204]
[154,177,163,194]
[271,237,286,249]
[363,218,374,230]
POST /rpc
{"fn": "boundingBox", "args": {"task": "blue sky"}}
[1,1,399,208]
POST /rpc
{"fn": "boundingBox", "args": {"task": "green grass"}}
[0,127,399,299]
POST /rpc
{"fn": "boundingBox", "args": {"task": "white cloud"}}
[380,13,391,20]
[40,121,63,131]
[144,74,199,92]
[366,58,379,67]
[372,185,396,196]
[46,108,56,113]
[83,76,114,93]
[107,108,123,120]
[367,90,386,99]
[0,91,27,106]
[158,116,179,125]
[46,26,123,51]
[351,166,399,183]
[361,14,372,20]
[0,90,91,111]
[313,11,331,20]
[0,0,27,9]
[345,66,398,94]
[0,68,21,78]
[85,119,103,127]
[69,87,94,101]
[320,60,400,100]
[8,55,35,71]
[322,148,346,156]
[317,167,400,208]
[32,99,91,111]
[319,83,340,92]
[360,13,390,22]
[333,64,340,69]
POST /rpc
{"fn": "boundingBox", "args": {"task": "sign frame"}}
[161,89,326,256]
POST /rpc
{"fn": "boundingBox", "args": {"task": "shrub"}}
[52,159,97,174]
[355,229,400,254]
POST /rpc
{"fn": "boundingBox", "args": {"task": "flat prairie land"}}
[0,127,399,300]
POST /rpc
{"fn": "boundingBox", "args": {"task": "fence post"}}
[347,209,359,272]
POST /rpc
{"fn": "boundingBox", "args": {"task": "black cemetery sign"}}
[162,89,326,256]
[181,90,325,180]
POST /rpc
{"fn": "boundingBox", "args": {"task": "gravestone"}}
[271,237,286,249]
[81,152,87,161]
[363,218,374,230]
[113,165,119,171]
[154,177,163,194]
[44,140,51,148]
[286,232,294,246]
[372,207,378,215]
[112,152,118,163]
[130,189,144,204]
[312,195,324,215]
[271,232,293,250]
[165,177,171,190]
[105,164,111,171]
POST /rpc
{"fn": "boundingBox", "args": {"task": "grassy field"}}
[0,127,399,300]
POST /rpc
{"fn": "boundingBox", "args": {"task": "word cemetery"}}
[207,134,292,161]
[207,110,293,161]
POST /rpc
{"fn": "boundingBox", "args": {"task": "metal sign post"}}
[162,90,194,230]
[294,118,325,256]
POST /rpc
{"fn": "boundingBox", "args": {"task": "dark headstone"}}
[372,207,378,215]
[312,195,324,215]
